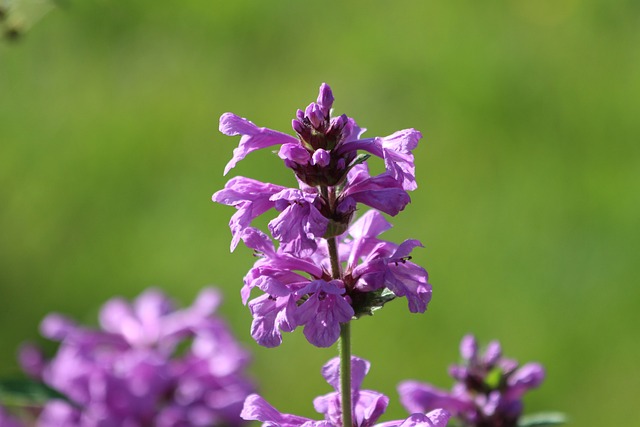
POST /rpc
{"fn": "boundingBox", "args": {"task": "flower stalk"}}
[325,177,353,427]
[339,322,352,427]
[327,230,353,427]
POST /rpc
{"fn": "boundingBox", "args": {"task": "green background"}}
[1,1,638,425]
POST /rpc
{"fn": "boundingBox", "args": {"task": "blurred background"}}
[1,0,638,425]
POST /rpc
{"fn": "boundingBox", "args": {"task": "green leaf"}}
[518,412,568,427]
[351,288,396,319]
[0,378,69,407]
[347,153,372,171]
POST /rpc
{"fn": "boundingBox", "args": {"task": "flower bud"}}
[316,83,334,116]
[305,103,325,130]
[311,149,331,167]
[460,334,478,361]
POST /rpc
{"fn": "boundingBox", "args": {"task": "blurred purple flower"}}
[18,288,255,427]
[0,406,23,427]
[398,335,545,427]
[241,356,450,427]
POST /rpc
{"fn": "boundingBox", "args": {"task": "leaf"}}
[351,288,396,319]
[348,153,372,169]
[0,378,69,407]
[518,412,568,427]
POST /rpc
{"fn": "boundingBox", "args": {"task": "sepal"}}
[350,288,396,319]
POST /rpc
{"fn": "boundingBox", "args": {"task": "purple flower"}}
[287,84,422,192]
[398,335,545,427]
[219,113,299,176]
[240,228,354,348]
[0,407,23,427]
[295,280,355,347]
[18,288,255,427]
[215,83,421,249]
[268,188,329,256]
[241,356,450,427]
[217,82,419,211]
[248,292,298,348]
[342,210,432,314]
[334,129,422,192]
[338,164,411,217]
[214,83,431,349]
[239,226,325,305]
[212,177,285,251]
[313,357,388,427]
[98,287,224,350]
[213,177,332,255]
[237,207,431,348]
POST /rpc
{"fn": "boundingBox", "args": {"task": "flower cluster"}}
[398,335,545,427]
[214,83,431,348]
[242,356,450,427]
[16,288,255,427]
[0,406,22,427]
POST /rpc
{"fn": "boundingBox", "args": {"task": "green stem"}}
[324,185,352,427]
[327,236,351,427]
[327,237,341,280]
[339,322,352,427]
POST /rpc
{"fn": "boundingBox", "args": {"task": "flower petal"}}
[220,113,298,175]
[398,381,471,416]
[241,393,312,427]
